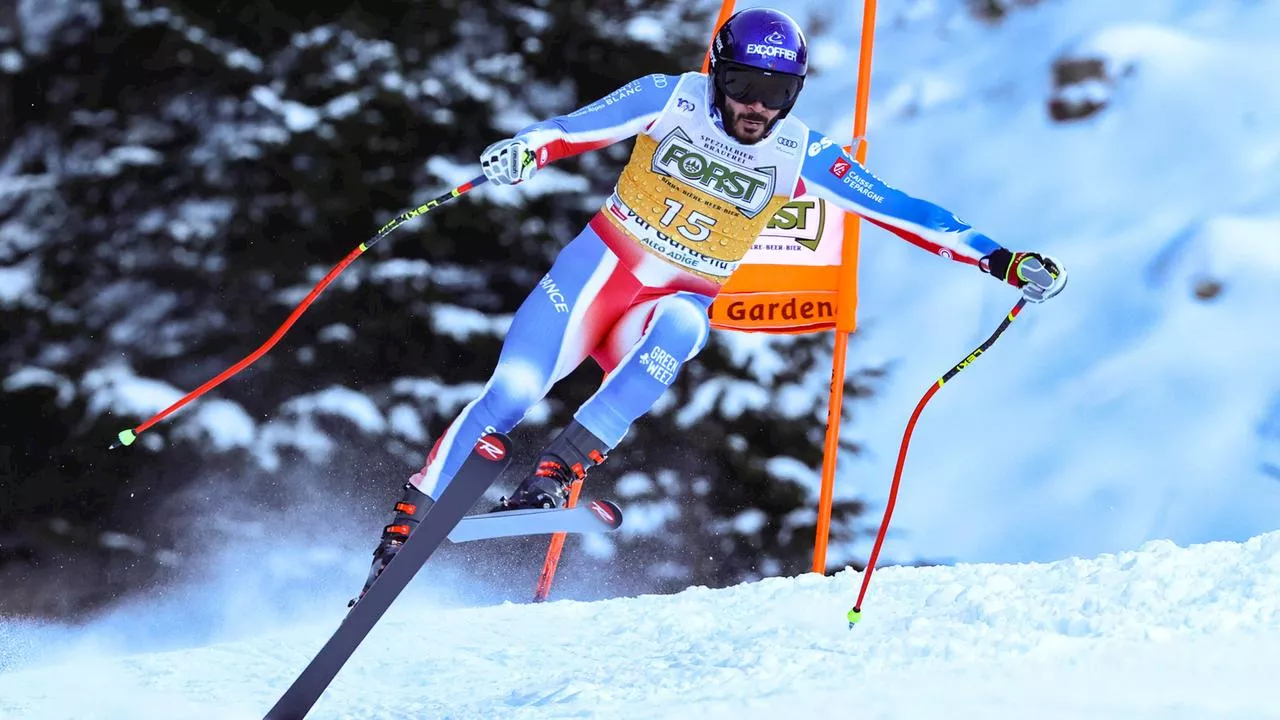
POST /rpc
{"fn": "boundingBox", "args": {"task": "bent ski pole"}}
[109,175,488,450]
[847,299,1027,628]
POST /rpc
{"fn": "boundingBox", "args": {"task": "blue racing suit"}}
[411,72,1003,498]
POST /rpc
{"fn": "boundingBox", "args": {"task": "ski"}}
[447,499,623,543]
[264,432,513,720]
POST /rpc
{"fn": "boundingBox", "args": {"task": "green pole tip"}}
[112,429,137,449]
[846,607,862,628]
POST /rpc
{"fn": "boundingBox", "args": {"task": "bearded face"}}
[721,96,781,144]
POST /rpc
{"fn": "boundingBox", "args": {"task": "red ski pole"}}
[847,299,1027,627]
[109,176,487,449]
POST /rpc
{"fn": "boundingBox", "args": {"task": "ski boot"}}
[350,482,433,606]
[495,420,609,511]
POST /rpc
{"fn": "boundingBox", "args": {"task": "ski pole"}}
[109,175,488,450]
[847,298,1027,628]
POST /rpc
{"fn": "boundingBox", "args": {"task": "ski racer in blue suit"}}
[355,7,1067,599]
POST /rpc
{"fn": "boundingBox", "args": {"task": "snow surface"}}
[2,530,1279,719]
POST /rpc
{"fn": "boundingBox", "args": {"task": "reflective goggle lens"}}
[715,63,804,110]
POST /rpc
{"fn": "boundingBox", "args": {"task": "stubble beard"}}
[725,105,771,145]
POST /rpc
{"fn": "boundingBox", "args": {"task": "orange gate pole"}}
[701,0,738,73]
[533,477,585,601]
[812,0,879,574]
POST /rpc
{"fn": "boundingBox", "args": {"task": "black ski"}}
[264,432,513,720]
[447,499,623,543]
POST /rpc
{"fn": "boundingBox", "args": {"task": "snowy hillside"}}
[3,530,1280,719]
[775,0,1280,566]
[4,1,1280,717]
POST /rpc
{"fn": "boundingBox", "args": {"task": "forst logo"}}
[652,129,775,218]
[765,199,824,251]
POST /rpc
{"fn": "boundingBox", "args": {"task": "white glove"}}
[1016,254,1067,302]
[982,249,1068,303]
[480,137,539,186]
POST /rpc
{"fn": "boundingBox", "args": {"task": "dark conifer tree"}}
[0,0,873,617]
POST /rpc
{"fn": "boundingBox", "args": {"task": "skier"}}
[355,7,1066,599]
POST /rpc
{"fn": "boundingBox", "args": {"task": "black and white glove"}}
[480,137,539,186]
[981,249,1067,303]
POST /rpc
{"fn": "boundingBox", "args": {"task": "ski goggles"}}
[714,62,805,110]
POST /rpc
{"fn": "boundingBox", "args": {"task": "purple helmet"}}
[709,8,808,116]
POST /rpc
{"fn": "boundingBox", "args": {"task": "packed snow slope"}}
[760,0,1280,567]
[2,530,1280,719]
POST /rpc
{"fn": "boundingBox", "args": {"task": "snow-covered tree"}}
[0,0,873,616]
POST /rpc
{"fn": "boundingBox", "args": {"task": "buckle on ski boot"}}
[350,483,433,607]
[494,420,611,512]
